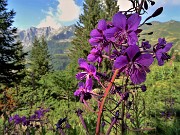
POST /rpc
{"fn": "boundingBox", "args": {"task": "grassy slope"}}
[140,20,180,50]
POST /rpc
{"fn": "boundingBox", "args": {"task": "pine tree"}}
[29,36,52,80]
[65,0,104,91]
[99,0,119,73]
[18,36,52,104]
[101,0,119,20]
[0,0,26,86]
[68,0,119,74]
[69,0,103,65]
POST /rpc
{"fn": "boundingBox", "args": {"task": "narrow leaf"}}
[145,23,152,25]
[150,0,155,6]
[144,1,148,10]
[151,7,163,18]
[148,32,153,35]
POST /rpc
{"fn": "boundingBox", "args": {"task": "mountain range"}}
[17,20,180,70]
[17,25,75,51]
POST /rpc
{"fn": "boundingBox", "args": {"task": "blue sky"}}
[7,0,180,30]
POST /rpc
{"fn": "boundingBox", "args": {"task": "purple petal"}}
[74,90,81,96]
[158,38,166,45]
[86,78,93,91]
[104,44,112,53]
[163,43,173,52]
[130,69,146,84]
[78,82,84,88]
[97,57,103,64]
[114,56,128,69]
[90,48,99,54]
[76,72,87,80]
[89,38,102,46]
[90,29,101,37]
[104,27,119,38]
[127,31,138,45]
[78,58,86,65]
[126,45,140,61]
[112,12,126,29]
[78,58,89,70]
[156,49,164,66]
[88,64,96,74]
[9,117,14,123]
[98,19,107,31]
[136,54,154,67]
[127,13,141,31]
[142,41,151,49]
[87,54,98,62]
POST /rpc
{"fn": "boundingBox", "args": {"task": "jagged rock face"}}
[17,25,75,50]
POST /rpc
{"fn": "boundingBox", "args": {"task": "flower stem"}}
[59,128,65,135]
[106,118,117,135]
[95,69,119,135]
[79,115,89,135]
[121,101,125,135]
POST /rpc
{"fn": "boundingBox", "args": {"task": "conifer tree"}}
[68,0,119,74]
[0,0,26,86]
[19,36,52,104]
[99,0,119,73]
[29,36,52,80]
[66,0,104,91]
[101,0,119,20]
[69,0,103,66]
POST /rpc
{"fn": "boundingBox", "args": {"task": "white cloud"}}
[37,0,81,29]
[57,0,81,22]
[37,16,62,29]
[117,0,132,11]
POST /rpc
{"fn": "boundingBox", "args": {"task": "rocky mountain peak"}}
[17,25,75,50]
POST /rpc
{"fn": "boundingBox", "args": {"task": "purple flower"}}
[87,48,103,63]
[76,58,99,81]
[141,84,147,92]
[141,41,151,50]
[114,45,153,84]
[13,115,22,125]
[9,115,27,125]
[21,116,29,126]
[126,113,131,119]
[74,82,91,96]
[155,38,172,66]
[9,116,14,123]
[89,19,108,47]
[35,109,44,119]
[76,58,99,95]
[74,82,92,101]
[30,114,37,119]
[34,108,49,119]
[105,12,141,45]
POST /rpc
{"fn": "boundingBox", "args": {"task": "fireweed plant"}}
[8,108,50,134]
[74,1,173,135]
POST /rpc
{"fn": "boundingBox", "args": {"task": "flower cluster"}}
[9,108,49,126]
[74,11,173,101]
[73,3,173,134]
